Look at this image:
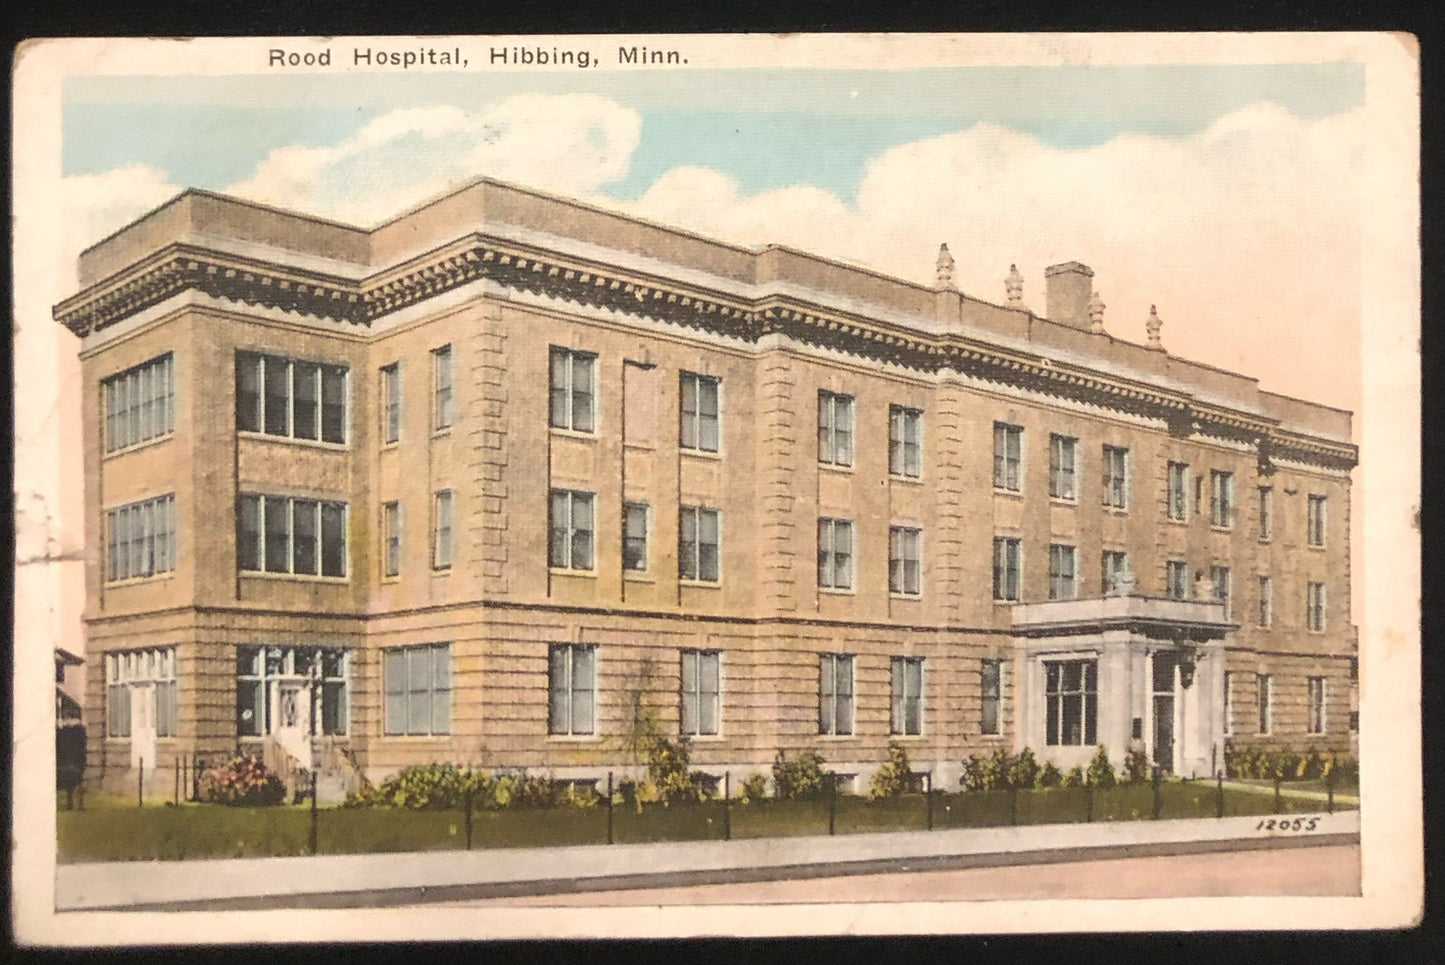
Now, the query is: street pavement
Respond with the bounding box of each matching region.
[55,810,1359,912]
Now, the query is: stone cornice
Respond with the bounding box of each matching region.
[54,237,1358,470]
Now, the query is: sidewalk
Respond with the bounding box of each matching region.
[55,811,1359,912]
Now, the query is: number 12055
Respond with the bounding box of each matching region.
[1256,816,1321,832]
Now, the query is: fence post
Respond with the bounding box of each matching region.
[1151,767,1163,820]
[174,759,180,805]
[723,772,731,842]
[828,772,836,836]
[1216,771,1225,819]
[1009,784,1019,826]
[465,786,474,850]
[308,769,319,856]
[1085,774,1094,823]
[137,758,144,808]
[606,771,614,845]
[1273,774,1282,815]
[1326,766,1335,815]
[926,771,934,831]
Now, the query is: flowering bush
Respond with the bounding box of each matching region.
[198,755,287,806]
[345,764,598,810]
[771,749,827,799]
[739,772,770,803]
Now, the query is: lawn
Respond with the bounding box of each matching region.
[56,778,1354,863]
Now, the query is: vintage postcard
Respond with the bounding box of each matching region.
[11,33,1421,943]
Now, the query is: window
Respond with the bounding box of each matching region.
[237,645,349,737]
[1210,470,1235,528]
[993,423,1023,491]
[1101,550,1129,595]
[548,489,595,571]
[1102,445,1129,509]
[380,362,401,444]
[237,494,348,577]
[1307,582,1327,631]
[1308,495,1327,547]
[1222,671,1233,736]
[1256,673,1272,734]
[1048,544,1077,600]
[679,372,720,452]
[548,643,596,736]
[890,656,924,736]
[383,644,450,736]
[1257,575,1272,627]
[1258,486,1273,540]
[679,505,721,582]
[104,353,175,453]
[1045,659,1098,746]
[1308,676,1327,734]
[432,490,454,570]
[981,658,1003,735]
[993,537,1022,601]
[818,653,854,736]
[889,406,922,478]
[106,493,177,582]
[1167,461,1189,520]
[889,526,922,596]
[382,501,402,578]
[105,647,178,738]
[1049,434,1078,500]
[1211,565,1232,618]
[432,345,454,430]
[623,502,649,572]
[1166,560,1189,600]
[817,518,854,591]
[680,649,720,736]
[549,347,596,433]
[236,352,347,444]
[817,391,855,467]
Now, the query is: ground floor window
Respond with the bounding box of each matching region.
[549,643,596,736]
[1256,673,1272,734]
[382,644,450,736]
[890,656,925,736]
[105,647,178,738]
[1045,659,1097,746]
[819,653,855,736]
[981,658,1003,735]
[680,649,720,736]
[1308,676,1326,734]
[238,645,350,737]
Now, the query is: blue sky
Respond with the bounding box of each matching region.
[63,63,1363,203]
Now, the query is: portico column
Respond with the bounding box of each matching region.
[1099,629,1133,757]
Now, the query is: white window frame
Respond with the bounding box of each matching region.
[1210,470,1235,528]
[1258,486,1273,541]
[817,517,854,591]
[432,489,454,570]
[1222,670,1233,736]
[237,493,349,578]
[1257,672,1273,734]
[889,405,923,478]
[818,653,855,736]
[383,643,450,736]
[623,501,650,573]
[432,344,455,431]
[1045,658,1098,746]
[981,657,1003,736]
[548,643,597,736]
[1257,574,1273,627]
[1211,564,1232,619]
[106,493,178,582]
[549,489,596,572]
[993,423,1023,492]
[679,505,721,583]
[680,648,721,737]
[1101,550,1129,595]
[679,371,721,453]
[104,353,175,453]
[1048,543,1078,600]
[380,362,402,444]
[1307,676,1327,735]
[1166,559,1189,600]
[890,655,925,736]
[382,501,402,579]
[1307,581,1327,632]
[993,536,1022,602]
[105,647,179,738]
[889,525,923,596]
[237,351,348,445]
[1307,494,1328,547]
[1167,461,1189,520]
[1102,445,1129,509]
[817,390,855,467]
[549,346,597,434]
[1049,434,1078,501]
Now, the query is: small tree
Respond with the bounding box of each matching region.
[772,749,826,799]
[1007,747,1041,790]
[615,656,665,812]
[1086,745,1117,789]
[868,743,912,799]
[1122,748,1151,785]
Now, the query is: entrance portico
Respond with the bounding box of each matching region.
[1011,589,1235,777]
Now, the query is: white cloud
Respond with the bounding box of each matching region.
[59,163,180,285]
[225,93,643,225]
[621,101,1364,412]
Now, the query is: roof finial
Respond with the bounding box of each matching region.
[1005,264,1024,304]
[1146,304,1164,351]
[1088,290,1106,335]
[935,244,957,291]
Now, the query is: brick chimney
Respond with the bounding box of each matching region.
[1044,261,1094,330]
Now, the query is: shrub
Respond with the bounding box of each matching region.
[1060,765,1086,788]
[868,743,913,799]
[647,736,710,806]
[771,749,827,800]
[960,747,1012,792]
[1086,746,1117,789]
[1122,748,1151,785]
[1007,747,1041,790]
[1038,761,1063,789]
[199,755,287,806]
[740,772,770,803]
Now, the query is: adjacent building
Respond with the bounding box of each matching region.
[56,178,1358,797]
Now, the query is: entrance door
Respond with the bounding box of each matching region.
[129,681,157,774]
[272,678,313,770]
[1151,653,1177,774]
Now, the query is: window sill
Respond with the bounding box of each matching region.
[238,431,350,453]
[888,474,923,485]
[1210,525,1235,534]
[623,572,654,583]
[683,734,725,743]
[380,575,401,585]
[680,447,724,461]
[818,734,859,741]
[431,427,454,439]
[1104,506,1130,516]
[889,733,928,741]
[380,734,454,741]
[240,572,351,585]
[679,579,722,589]
[103,434,174,461]
[1307,544,1327,552]
[105,572,176,588]
[1164,517,1189,526]
[993,598,1020,606]
[546,734,602,743]
[818,462,854,474]
[549,427,598,442]
[1049,497,1078,507]
[431,567,452,577]
[993,488,1024,499]
[1258,537,1273,545]
[819,587,856,597]
[889,593,923,601]
[550,567,598,578]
